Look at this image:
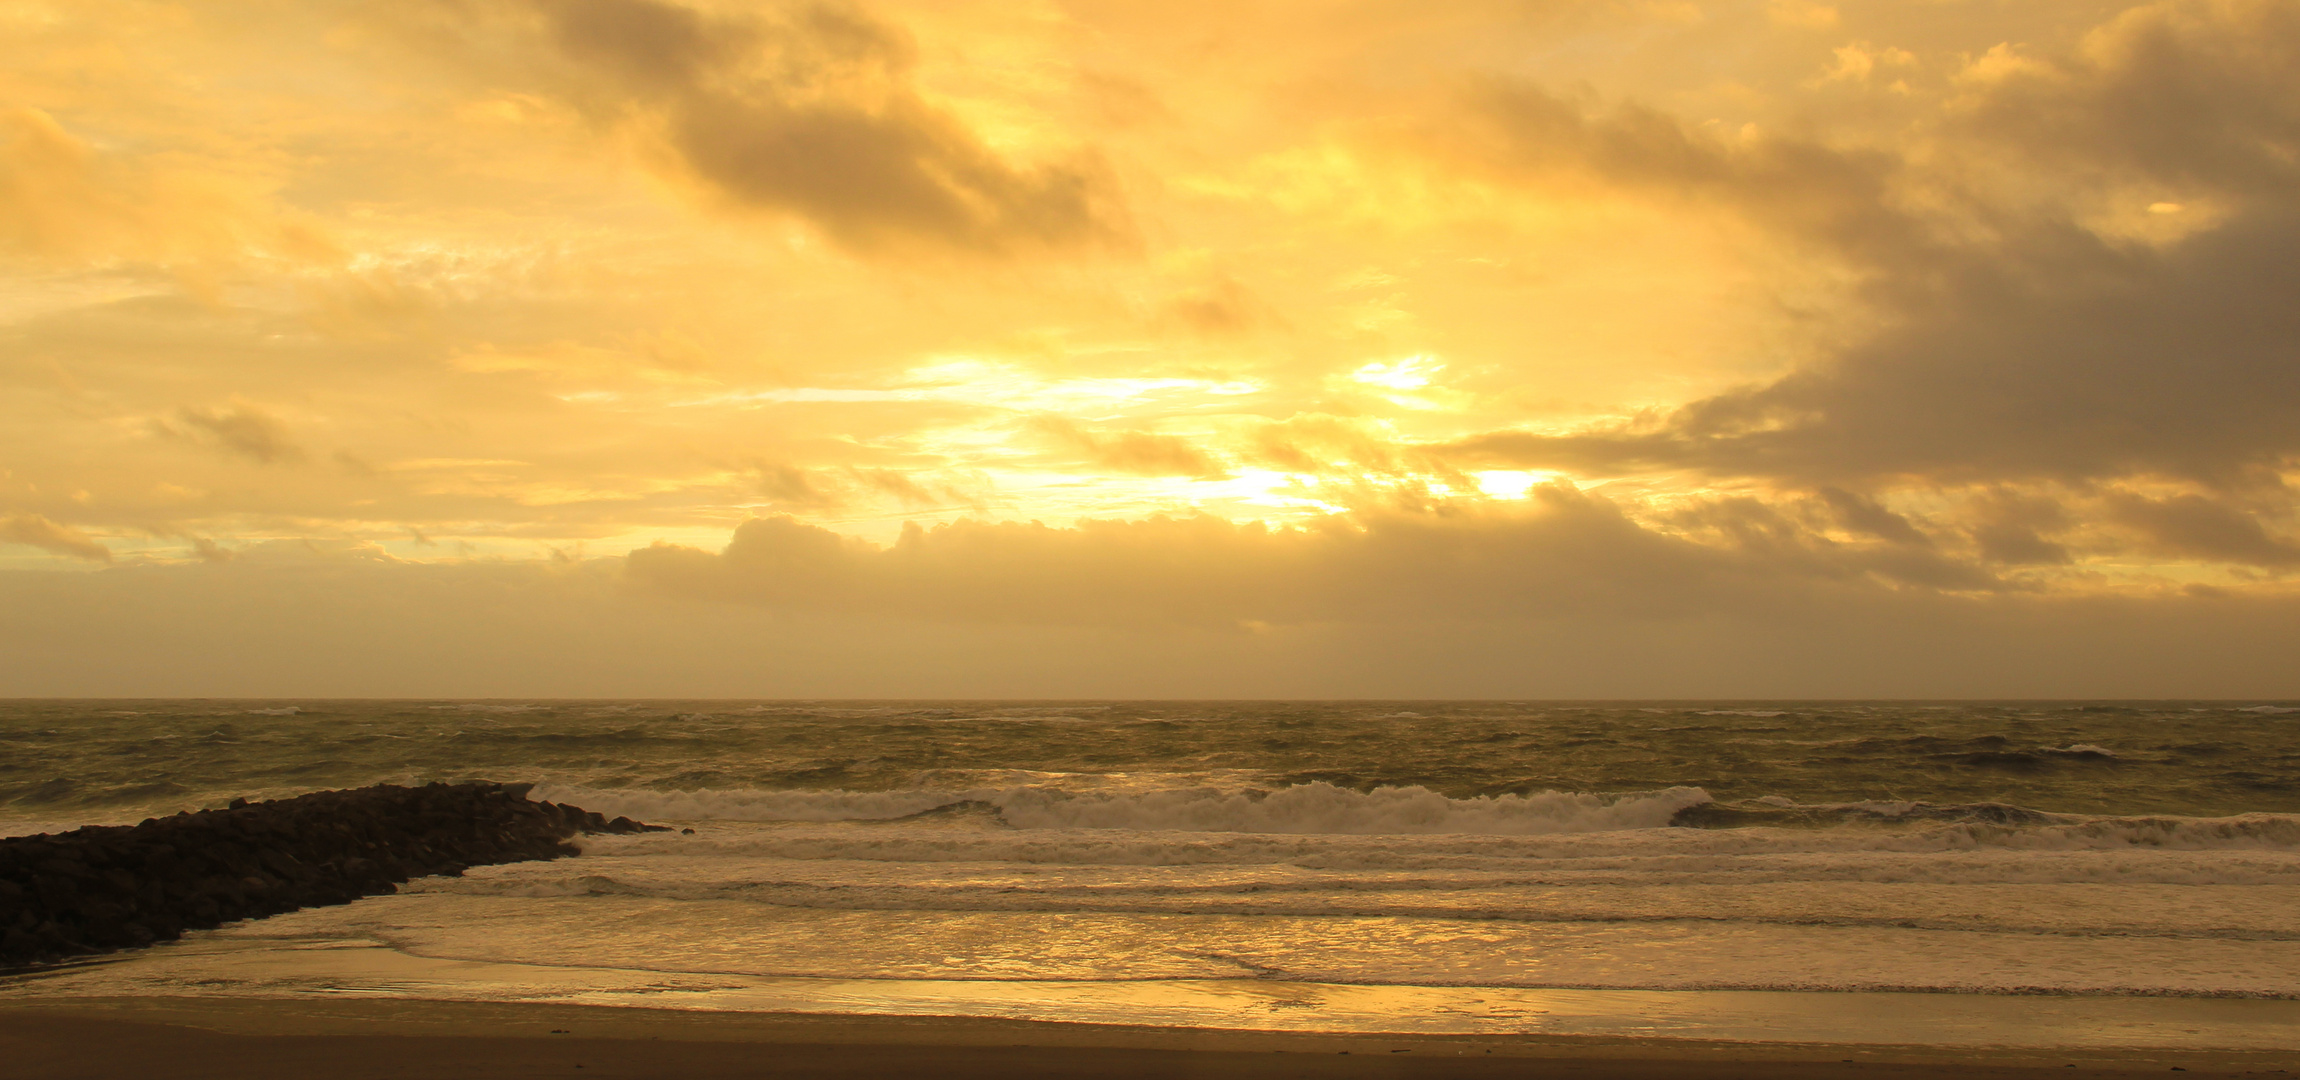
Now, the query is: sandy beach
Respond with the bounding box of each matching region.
[5,997,2295,1080]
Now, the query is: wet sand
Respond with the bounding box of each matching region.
[4,997,2296,1079]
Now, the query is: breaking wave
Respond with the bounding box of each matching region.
[529,781,1714,835]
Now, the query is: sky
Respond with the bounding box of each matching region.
[3,0,2298,697]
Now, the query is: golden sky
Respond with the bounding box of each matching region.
[3,0,2297,695]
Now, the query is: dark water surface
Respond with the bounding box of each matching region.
[4,700,2296,826]
[8,700,2300,1005]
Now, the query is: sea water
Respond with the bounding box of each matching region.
[4,700,2299,1045]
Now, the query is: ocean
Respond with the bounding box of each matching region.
[5,699,2300,1045]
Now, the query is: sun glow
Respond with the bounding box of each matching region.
[683,359,1263,415]
[3,0,2292,632]
[1350,356,1442,391]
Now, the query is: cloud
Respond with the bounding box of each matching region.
[747,461,984,512]
[424,0,1129,256]
[1816,42,1916,87]
[624,484,2031,627]
[1029,416,1227,478]
[848,467,934,505]
[1818,487,1930,546]
[1451,209,2300,489]
[2107,491,2300,569]
[1248,415,1423,477]
[1454,79,1918,271]
[0,106,143,260]
[0,106,334,267]
[0,514,111,562]
[1157,277,1270,337]
[1950,0,2300,201]
[165,403,305,464]
[1963,490,2075,566]
[1434,1,2300,498]
[1767,1,1840,29]
[753,461,841,509]
[5,546,2298,697]
[1664,496,1996,592]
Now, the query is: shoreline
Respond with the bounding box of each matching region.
[14,935,2300,1046]
[5,996,2297,1079]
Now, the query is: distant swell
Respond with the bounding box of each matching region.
[529,782,1715,836]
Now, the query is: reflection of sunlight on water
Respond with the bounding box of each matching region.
[9,935,2298,1049]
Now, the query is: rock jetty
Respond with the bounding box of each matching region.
[0,782,660,969]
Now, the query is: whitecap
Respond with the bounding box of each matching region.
[530,781,1714,836]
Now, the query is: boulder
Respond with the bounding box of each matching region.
[0,782,664,969]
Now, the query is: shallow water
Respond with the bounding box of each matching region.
[5,700,2300,1043]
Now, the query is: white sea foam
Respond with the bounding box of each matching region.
[556,818,2300,875]
[530,782,1713,836]
[364,811,2300,998]
[995,783,1708,834]
[534,779,2300,855]
[15,698,2300,1009]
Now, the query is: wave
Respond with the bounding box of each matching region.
[528,781,1713,836]
[528,781,2300,861]
[419,870,2300,937]
[595,819,2300,872]
[1677,799,2300,850]
[1677,796,2078,827]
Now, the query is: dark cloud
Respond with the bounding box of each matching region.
[625,484,2025,627]
[0,514,111,563]
[1666,496,1995,593]
[1952,0,2300,202]
[847,466,939,506]
[166,403,305,464]
[1460,79,1922,275]
[4,550,2297,696]
[1649,211,2300,486]
[753,460,840,509]
[2107,491,2300,569]
[456,0,1128,255]
[1818,487,1930,546]
[544,0,752,91]
[1964,490,2076,567]
[1439,2,2300,503]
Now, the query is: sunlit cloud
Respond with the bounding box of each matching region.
[683,358,1262,415]
[1349,356,1441,391]
[3,0,2299,694]
[1474,470,1554,499]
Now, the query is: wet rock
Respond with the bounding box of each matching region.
[0,782,659,970]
